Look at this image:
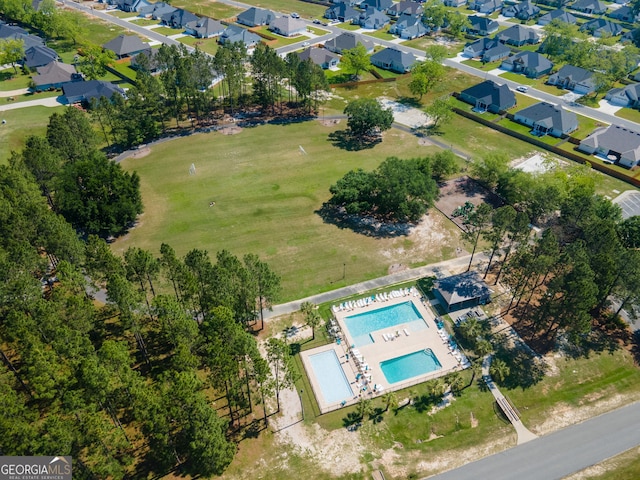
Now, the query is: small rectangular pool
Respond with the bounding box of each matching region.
[344,301,425,347]
[380,349,442,384]
[308,350,353,405]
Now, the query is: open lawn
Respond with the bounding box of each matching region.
[1,90,59,105]
[461,58,502,71]
[0,69,33,91]
[615,106,640,124]
[179,35,220,55]
[107,10,137,18]
[401,36,463,56]
[252,26,310,48]
[362,26,395,41]
[0,106,63,164]
[130,18,160,27]
[211,0,326,18]
[117,121,455,301]
[338,23,362,31]
[498,71,538,85]
[569,446,640,480]
[172,0,243,20]
[149,25,183,36]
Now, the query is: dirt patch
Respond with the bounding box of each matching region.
[130,147,151,159]
[220,126,243,135]
[418,137,433,146]
[388,263,408,274]
[319,119,340,126]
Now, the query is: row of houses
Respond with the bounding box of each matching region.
[445,0,634,19]
[459,80,640,168]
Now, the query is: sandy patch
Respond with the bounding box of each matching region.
[319,119,340,126]
[130,147,151,159]
[418,137,433,146]
[220,126,243,135]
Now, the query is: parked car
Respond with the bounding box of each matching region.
[313,18,321,24]
[516,85,528,92]
[291,12,300,18]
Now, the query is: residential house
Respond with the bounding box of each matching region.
[547,64,595,94]
[608,5,640,22]
[359,7,391,29]
[513,102,578,137]
[32,61,80,91]
[185,17,225,38]
[370,47,418,73]
[62,80,125,104]
[466,15,499,36]
[236,7,276,27]
[459,80,517,113]
[388,13,429,39]
[537,8,577,26]
[463,37,511,62]
[324,2,360,22]
[622,28,640,45]
[103,34,150,59]
[501,51,553,78]
[444,0,466,6]
[297,47,340,69]
[496,24,541,46]
[139,2,176,20]
[569,0,606,14]
[219,25,261,48]
[502,0,540,20]
[23,45,58,69]
[0,23,43,50]
[605,83,640,107]
[331,0,359,6]
[360,0,393,10]
[324,32,374,54]
[469,0,504,14]
[580,19,624,37]
[161,8,199,29]
[130,48,161,72]
[116,0,152,12]
[387,1,423,18]
[578,125,640,168]
[433,271,492,312]
[269,16,307,36]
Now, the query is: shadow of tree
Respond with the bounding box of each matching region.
[328,129,381,151]
[396,96,423,108]
[342,411,362,430]
[315,203,414,238]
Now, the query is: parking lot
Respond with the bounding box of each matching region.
[613,190,640,219]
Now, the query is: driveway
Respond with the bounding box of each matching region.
[0,96,64,111]
[613,190,640,219]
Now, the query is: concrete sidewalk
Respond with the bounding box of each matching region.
[0,96,64,111]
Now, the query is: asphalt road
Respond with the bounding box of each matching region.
[429,401,640,480]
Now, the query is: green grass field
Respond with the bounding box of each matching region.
[117,121,454,301]
[0,106,64,164]
[362,26,395,41]
[178,35,220,55]
[172,0,243,19]
[0,68,33,91]
[615,106,640,124]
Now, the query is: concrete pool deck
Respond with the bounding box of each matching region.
[301,292,465,413]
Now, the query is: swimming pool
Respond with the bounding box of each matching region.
[380,349,442,384]
[343,301,426,347]
[308,350,354,405]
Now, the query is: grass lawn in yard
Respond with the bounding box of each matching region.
[0,69,33,91]
[0,106,64,164]
[130,18,160,27]
[533,82,567,96]
[497,118,564,146]
[401,36,463,56]
[461,58,503,71]
[513,92,539,109]
[117,121,453,301]
[498,71,538,85]
[110,60,137,82]
[307,26,329,36]
[326,68,377,84]
[615,106,640,124]
[338,23,362,31]
[362,26,395,41]
[1,90,60,105]
[171,0,243,20]
[211,0,326,18]
[107,10,138,18]
[178,36,220,55]
[573,112,602,139]
[149,26,184,36]
[252,26,310,47]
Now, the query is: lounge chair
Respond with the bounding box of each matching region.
[382,333,389,342]
[403,328,410,336]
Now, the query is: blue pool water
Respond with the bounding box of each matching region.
[344,301,426,347]
[380,349,442,384]
[308,350,353,405]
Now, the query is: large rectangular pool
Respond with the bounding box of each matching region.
[344,301,426,347]
[380,349,442,384]
[308,350,354,405]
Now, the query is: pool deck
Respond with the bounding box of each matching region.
[301,291,467,413]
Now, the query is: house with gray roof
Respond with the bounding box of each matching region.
[130,48,161,72]
[569,0,606,14]
[0,23,43,50]
[496,24,541,46]
[324,2,360,22]
[161,8,199,28]
[360,0,393,10]
[219,25,261,47]
[466,15,499,36]
[237,7,276,26]
[580,19,624,37]
[444,0,466,6]
[608,5,639,22]
[103,34,150,59]
[359,7,390,29]
[501,51,553,78]
[514,102,577,137]
[387,1,423,18]
[63,80,125,104]
[324,32,374,54]
[622,28,640,45]
[370,47,417,73]
[469,0,503,14]
[459,80,516,113]
[463,37,511,62]
[537,8,577,26]
[502,1,540,20]
[115,0,152,12]
[297,47,340,69]
[547,65,595,94]
[139,2,176,19]
[433,271,492,312]
[388,13,429,39]
[578,125,640,168]
[605,83,640,108]
[24,45,58,69]
[32,61,80,91]
[269,16,307,36]
[185,17,224,38]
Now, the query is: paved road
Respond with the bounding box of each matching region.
[429,401,640,480]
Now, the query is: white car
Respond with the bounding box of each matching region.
[291,12,300,18]
[516,86,528,93]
